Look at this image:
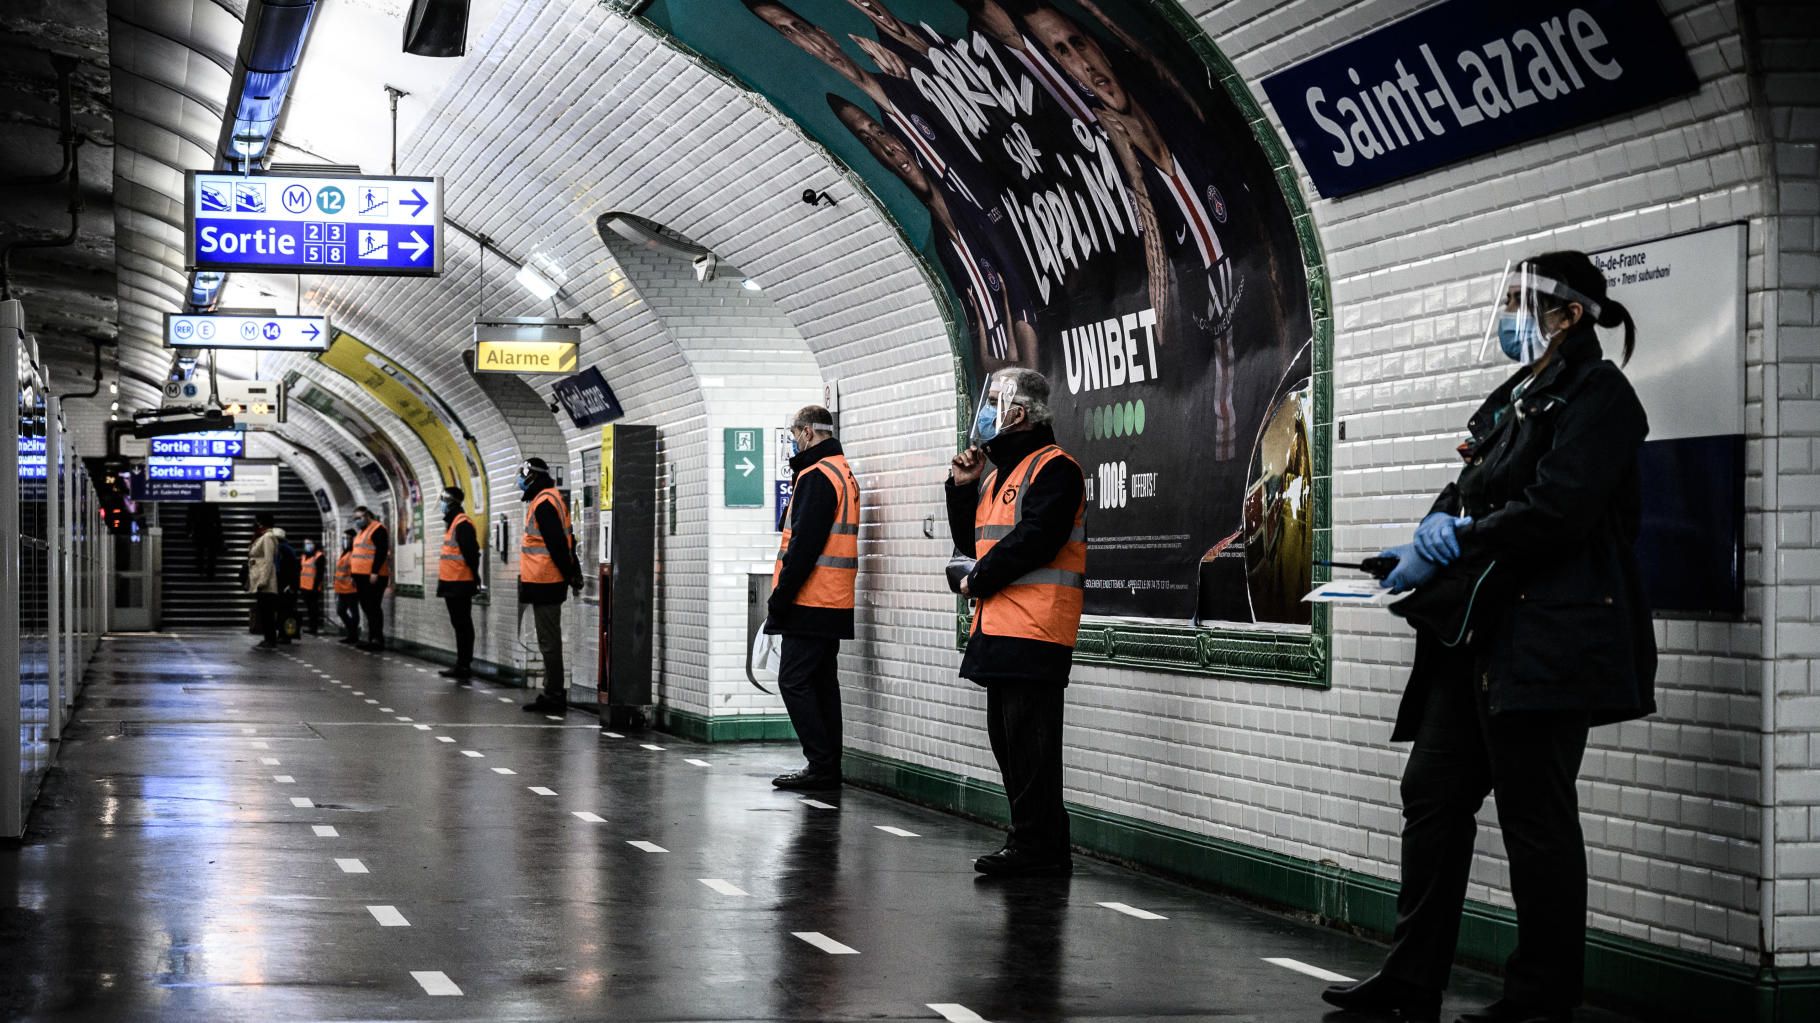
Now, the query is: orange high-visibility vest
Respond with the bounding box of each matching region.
[520,489,573,585]
[333,552,357,594]
[439,513,476,584]
[773,454,860,609]
[350,520,389,577]
[972,445,1086,647]
[299,551,325,591]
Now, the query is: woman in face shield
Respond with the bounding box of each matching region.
[1324,251,1657,1023]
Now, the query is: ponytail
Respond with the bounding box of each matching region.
[1596,297,1635,366]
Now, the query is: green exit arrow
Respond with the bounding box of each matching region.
[724,428,764,507]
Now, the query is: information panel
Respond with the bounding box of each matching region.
[164,311,329,351]
[186,172,443,276]
[145,459,235,482]
[148,432,246,458]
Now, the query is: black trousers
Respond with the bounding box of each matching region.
[354,575,385,645]
[302,589,323,634]
[985,682,1070,857]
[336,593,360,638]
[778,635,843,776]
[253,593,280,644]
[443,594,475,671]
[1383,671,1591,1008]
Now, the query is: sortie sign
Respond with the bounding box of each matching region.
[1261,0,1696,198]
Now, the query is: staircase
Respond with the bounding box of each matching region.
[159,465,326,630]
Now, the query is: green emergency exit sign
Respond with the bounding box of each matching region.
[724,428,764,508]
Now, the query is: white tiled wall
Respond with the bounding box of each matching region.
[217,0,1818,969]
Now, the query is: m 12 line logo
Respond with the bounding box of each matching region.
[1261,0,1696,198]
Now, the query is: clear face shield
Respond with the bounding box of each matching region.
[786,415,833,455]
[969,375,1020,446]
[1477,261,1602,367]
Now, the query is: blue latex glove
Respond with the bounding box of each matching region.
[1413,513,1472,566]
[1380,543,1439,594]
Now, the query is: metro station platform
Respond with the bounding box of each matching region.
[0,633,1647,1023]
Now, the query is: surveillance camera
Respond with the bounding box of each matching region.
[802,188,836,207]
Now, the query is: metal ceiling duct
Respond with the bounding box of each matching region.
[215,0,319,169]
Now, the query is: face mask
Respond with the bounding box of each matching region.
[974,403,1000,444]
[304,542,315,553]
[1497,311,1548,363]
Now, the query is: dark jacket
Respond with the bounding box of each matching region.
[519,479,578,605]
[436,509,481,598]
[275,537,300,593]
[768,437,855,639]
[1393,328,1657,740]
[945,424,1084,686]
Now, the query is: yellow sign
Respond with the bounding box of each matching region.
[318,329,488,543]
[599,425,615,511]
[475,340,579,374]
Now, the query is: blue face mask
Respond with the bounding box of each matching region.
[974,403,1000,444]
[1497,312,1544,363]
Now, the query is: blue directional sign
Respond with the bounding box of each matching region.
[164,311,330,351]
[148,432,246,459]
[186,172,443,277]
[145,458,235,482]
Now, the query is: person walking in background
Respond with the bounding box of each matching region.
[437,487,481,681]
[186,501,224,579]
[349,506,390,651]
[1322,252,1655,1023]
[272,526,299,646]
[946,368,1085,877]
[245,511,282,651]
[517,458,580,714]
[766,405,860,792]
[298,538,327,636]
[334,528,361,644]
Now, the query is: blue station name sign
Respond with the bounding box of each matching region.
[185,172,443,276]
[1260,0,1696,198]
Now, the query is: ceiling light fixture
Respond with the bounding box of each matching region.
[742,278,761,292]
[515,264,558,301]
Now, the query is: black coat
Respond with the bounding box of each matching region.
[1393,328,1657,740]
[768,438,855,640]
[945,424,1084,686]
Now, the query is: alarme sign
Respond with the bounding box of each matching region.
[1261,0,1696,197]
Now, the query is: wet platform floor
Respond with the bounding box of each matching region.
[0,633,1649,1022]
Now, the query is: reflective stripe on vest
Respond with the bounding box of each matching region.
[972,445,1086,647]
[333,552,357,594]
[772,454,861,610]
[350,520,389,577]
[520,489,573,585]
[439,513,476,584]
[299,552,322,591]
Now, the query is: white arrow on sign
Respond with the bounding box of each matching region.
[401,231,430,262]
[736,457,756,477]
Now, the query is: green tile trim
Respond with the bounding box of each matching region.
[842,746,1817,1023]
[656,706,798,744]
[386,636,525,685]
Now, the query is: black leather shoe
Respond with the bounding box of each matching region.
[439,667,471,680]
[523,696,567,714]
[339,636,359,645]
[1320,972,1441,1022]
[1454,1000,1569,1023]
[973,847,1072,877]
[771,770,842,791]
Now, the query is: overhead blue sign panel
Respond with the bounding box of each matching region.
[133,477,207,503]
[145,459,235,482]
[1260,0,1697,198]
[164,311,329,351]
[185,172,443,276]
[552,367,625,428]
[149,432,247,459]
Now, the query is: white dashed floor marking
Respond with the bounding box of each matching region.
[335,858,368,874]
[800,798,837,809]
[411,971,462,996]
[260,757,280,765]
[491,767,516,775]
[792,932,858,955]
[312,825,338,837]
[929,1005,987,1022]
[601,732,623,738]
[528,787,557,796]
[413,724,432,730]
[460,750,483,758]
[685,758,711,767]
[1098,902,1167,920]
[273,775,294,784]
[367,905,410,927]
[1263,957,1355,983]
[640,744,666,751]
[436,736,456,743]
[571,811,606,823]
[627,841,668,853]
[698,878,748,896]
[874,825,918,838]
[290,797,314,808]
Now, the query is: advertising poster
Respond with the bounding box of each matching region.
[645,0,1317,622]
